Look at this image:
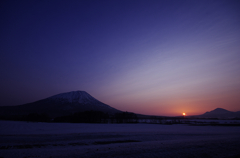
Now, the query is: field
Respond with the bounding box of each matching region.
[1,120,240,158]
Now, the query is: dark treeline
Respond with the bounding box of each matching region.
[54,111,139,123]
[0,113,51,122]
[1,112,240,126]
[54,111,109,123]
[113,112,138,123]
[0,111,139,123]
[21,113,51,122]
[0,111,184,124]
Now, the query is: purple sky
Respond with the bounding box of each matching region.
[1,0,240,116]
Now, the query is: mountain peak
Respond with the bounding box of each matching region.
[198,108,238,119]
[48,91,98,103]
[209,108,230,113]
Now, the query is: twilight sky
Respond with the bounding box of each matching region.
[1,0,240,116]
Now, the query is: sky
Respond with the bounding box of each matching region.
[1,0,240,116]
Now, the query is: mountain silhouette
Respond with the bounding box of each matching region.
[0,91,121,118]
[198,108,240,119]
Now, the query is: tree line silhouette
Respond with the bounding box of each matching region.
[54,111,138,123]
[5,111,239,125]
[0,111,140,123]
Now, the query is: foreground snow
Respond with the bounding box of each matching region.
[0,121,240,158]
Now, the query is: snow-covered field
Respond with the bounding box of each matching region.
[1,120,240,158]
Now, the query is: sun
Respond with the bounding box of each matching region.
[182,113,186,116]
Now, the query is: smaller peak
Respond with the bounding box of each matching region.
[212,108,228,112]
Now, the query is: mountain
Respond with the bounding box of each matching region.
[0,91,121,119]
[198,108,240,119]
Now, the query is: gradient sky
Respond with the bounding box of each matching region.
[1,0,240,116]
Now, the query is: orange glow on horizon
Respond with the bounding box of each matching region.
[183,112,186,116]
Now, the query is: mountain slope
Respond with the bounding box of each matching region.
[0,91,121,118]
[198,108,240,119]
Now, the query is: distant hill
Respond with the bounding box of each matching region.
[197,108,240,119]
[0,91,121,119]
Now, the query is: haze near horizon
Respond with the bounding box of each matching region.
[1,0,240,116]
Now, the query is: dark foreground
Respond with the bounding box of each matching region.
[0,121,240,158]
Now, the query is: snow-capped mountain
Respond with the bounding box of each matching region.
[49,91,104,104]
[0,91,121,118]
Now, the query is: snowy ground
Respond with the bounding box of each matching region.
[1,120,240,158]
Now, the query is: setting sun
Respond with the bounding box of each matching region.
[183,113,186,116]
